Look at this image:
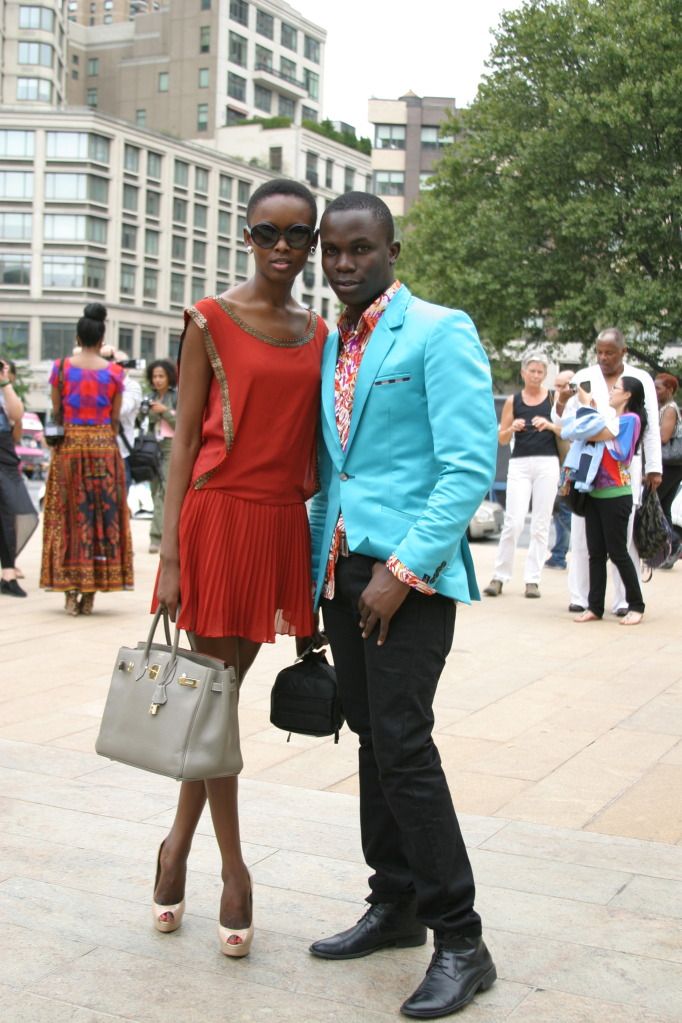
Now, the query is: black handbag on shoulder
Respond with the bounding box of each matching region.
[271,648,344,743]
[119,426,161,483]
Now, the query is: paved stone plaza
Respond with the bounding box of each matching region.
[1,518,681,1022]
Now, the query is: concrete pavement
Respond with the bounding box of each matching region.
[1,519,681,1022]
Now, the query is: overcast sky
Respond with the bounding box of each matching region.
[291,0,526,137]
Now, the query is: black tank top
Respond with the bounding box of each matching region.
[511,392,557,459]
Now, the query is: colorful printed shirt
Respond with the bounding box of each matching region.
[592,412,641,497]
[50,357,124,425]
[323,280,435,599]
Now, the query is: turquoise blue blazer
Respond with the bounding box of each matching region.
[309,284,498,607]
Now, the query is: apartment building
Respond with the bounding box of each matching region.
[0,107,337,410]
[369,92,457,216]
[0,0,69,107]
[66,0,325,139]
[65,0,161,25]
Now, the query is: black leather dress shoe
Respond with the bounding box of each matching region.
[568,603,585,613]
[309,902,426,960]
[400,937,496,1019]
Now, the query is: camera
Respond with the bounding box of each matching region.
[139,396,151,417]
[118,358,146,370]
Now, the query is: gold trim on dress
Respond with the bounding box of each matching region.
[185,303,234,489]
[214,296,318,348]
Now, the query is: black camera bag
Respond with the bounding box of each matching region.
[270,650,344,743]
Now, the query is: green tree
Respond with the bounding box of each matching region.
[399,0,682,371]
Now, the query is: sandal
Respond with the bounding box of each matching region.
[620,611,643,626]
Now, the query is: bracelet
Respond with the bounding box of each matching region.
[0,380,10,388]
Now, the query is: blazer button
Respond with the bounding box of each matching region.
[339,472,349,481]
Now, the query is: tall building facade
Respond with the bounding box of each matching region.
[65,0,161,25]
[67,0,325,139]
[369,92,457,217]
[0,0,69,107]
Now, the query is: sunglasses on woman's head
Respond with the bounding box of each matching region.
[248,222,315,250]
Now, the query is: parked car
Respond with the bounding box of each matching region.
[467,498,504,541]
[16,412,49,479]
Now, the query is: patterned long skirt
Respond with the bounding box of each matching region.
[40,425,134,593]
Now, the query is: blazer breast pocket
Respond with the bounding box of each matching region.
[373,374,412,387]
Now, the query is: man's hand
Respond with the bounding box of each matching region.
[646,472,662,491]
[295,611,328,657]
[357,562,410,646]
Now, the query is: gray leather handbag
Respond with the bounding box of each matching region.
[96,607,242,781]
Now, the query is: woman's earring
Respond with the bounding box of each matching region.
[310,246,316,254]
[246,244,253,254]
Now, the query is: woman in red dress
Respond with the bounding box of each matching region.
[153,180,326,957]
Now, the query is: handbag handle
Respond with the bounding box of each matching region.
[141,605,178,666]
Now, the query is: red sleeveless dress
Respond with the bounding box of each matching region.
[169,296,326,642]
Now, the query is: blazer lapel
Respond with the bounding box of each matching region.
[321,331,343,465]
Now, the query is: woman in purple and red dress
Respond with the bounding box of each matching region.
[40,303,133,615]
[152,179,326,958]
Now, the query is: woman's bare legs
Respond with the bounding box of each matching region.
[153,634,261,930]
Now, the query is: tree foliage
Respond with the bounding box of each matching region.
[399,0,682,370]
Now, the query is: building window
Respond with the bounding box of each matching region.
[304,35,320,62]
[122,183,138,211]
[171,235,186,260]
[118,326,134,353]
[375,171,405,196]
[278,95,295,120]
[124,144,140,173]
[158,71,169,92]
[235,251,248,275]
[217,246,230,270]
[120,264,135,295]
[226,106,246,125]
[281,21,297,51]
[43,255,105,290]
[143,268,158,300]
[227,72,246,102]
[255,44,272,70]
[16,77,52,102]
[145,229,160,256]
[303,68,319,100]
[147,152,162,179]
[170,273,184,305]
[0,171,34,200]
[219,174,232,200]
[218,210,231,236]
[325,158,333,189]
[303,264,315,288]
[0,320,29,358]
[321,298,330,320]
[174,160,189,187]
[44,214,107,244]
[344,167,355,193]
[269,147,282,172]
[194,204,208,230]
[302,105,318,123]
[45,172,108,203]
[18,42,54,67]
[256,8,273,38]
[420,126,441,149]
[191,277,205,303]
[237,180,250,204]
[146,190,161,217]
[173,198,188,223]
[0,130,35,158]
[19,5,56,30]
[45,131,109,162]
[280,57,297,82]
[0,213,32,241]
[199,25,210,53]
[86,88,97,107]
[136,109,147,127]
[169,331,182,360]
[229,31,247,66]
[201,0,211,8]
[197,103,209,131]
[198,67,209,88]
[0,254,31,286]
[42,322,76,360]
[121,222,137,251]
[193,240,206,265]
[88,58,99,76]
[195,167,209,193]
[305,152,318,187]
[229,0,248,26]
[254,85,271,113]
[419,172,435,191]
[237,213,247,234]
[140,330,156,361]
[375,124,406,150]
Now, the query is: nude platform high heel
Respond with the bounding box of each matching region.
[218,870,254,958]
[152,841,186,933]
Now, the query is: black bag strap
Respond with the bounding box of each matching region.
[118,423,134,454]
[53,358,66,424]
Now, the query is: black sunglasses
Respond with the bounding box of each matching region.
[248,221,315,250]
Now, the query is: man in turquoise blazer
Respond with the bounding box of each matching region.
[308,193,498,1020]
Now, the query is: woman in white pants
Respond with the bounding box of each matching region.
[484,353,560,598]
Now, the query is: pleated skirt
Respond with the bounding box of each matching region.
[175,488,315,643]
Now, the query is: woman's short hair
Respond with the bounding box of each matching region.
[521,351,549,370]
[655,372,678,395]
[246,178,317,225]
[77,302,107,348]
[146,358,177,390]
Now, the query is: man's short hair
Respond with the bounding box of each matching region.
[596,327,625,348]
[321,191,395,243]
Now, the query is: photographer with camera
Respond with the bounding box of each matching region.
[145,359,177,555]
[0,358,37,597]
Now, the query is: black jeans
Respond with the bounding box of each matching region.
[584,494,645,616]
[321,553,481,938]
[658,466,682,552]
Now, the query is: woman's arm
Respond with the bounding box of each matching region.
[497,396,520,447]
[156,323,212,620]
[110,391,122,433]
[660,405,677,445]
